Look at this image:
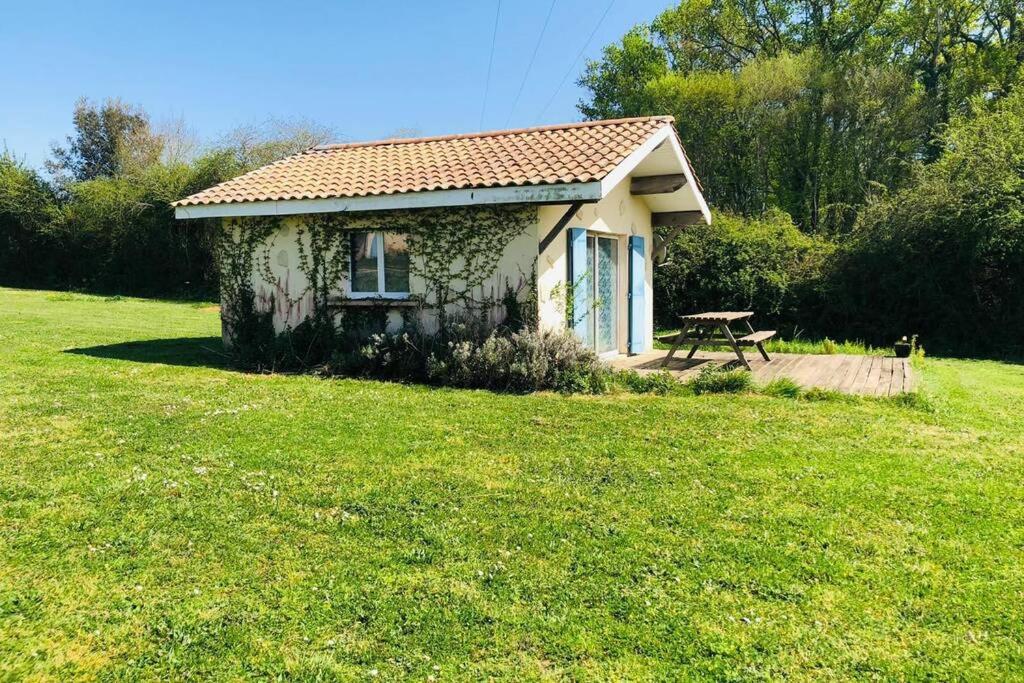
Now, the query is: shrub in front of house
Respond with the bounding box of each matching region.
[610,369,686,395]
[654,209,833,335]
[335,326,608,394]
[687,366,753,394]
[760,377,802,398]
[219,271,610,393]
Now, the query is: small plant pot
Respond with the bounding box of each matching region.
[893,342,912,358]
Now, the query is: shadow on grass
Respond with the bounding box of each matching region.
[66,336,230,369]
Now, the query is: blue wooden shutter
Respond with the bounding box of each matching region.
[628,235,646,354]
[567,228,591,346]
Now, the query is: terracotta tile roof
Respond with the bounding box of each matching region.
[173,116,676,206]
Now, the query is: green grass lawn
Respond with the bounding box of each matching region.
[2,287,1023,680]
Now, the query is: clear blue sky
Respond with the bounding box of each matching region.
[1,0,671,169]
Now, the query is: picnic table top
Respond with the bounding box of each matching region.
[680,311,754,324]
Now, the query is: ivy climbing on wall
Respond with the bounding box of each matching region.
[215,215,280,354]
[399,204,536,327]
[292,212,352,326]
[215,203,538,366]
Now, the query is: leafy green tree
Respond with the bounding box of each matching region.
[53,150,244,296]
[644,52,809,216]
[649,0,888,70]
[47,98,157,184]
[0,153,60,286]
[578,27,668,119]
[629,48,926,229]
[652,0,794,70]
[827,88,1024,351]
[5,101,337,297]
[880,1,1024,158]
[578,0,1023,233]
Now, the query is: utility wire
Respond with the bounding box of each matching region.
[535,0,615,124]
[504,0,558,128]
[480,0,503,130]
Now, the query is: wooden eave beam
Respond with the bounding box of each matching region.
[538,200,586,255]
[652,210,705,228]
[630,173,688,195]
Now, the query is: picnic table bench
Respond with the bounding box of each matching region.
[660,311,775,371]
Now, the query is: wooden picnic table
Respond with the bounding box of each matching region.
[661,311,775,371]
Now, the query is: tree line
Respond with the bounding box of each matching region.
[582,0,1024,354]
[0,98,332,298]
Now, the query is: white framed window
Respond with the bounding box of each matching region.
[349,231,410,298]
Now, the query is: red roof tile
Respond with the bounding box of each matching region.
[174,116,675,206]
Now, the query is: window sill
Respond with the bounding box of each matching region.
[327,296,425,309]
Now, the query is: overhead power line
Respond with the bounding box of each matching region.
[535,0,615,124]
[480,0,503,130]
[504,0,558,128]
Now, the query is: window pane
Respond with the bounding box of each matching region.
[582,235,595,348]
[383,232,410,293]
[351,232,379,293]
[597,237,617,353]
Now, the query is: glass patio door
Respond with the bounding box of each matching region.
[585,235,618,354]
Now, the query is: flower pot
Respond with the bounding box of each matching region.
[893,342,912,358]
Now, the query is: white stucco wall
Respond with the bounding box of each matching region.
[232,207,539,335]
[535,177,655,354]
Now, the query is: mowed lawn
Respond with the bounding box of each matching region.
[1,288,1023,680]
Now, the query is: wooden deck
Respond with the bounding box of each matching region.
[610,351,913,396]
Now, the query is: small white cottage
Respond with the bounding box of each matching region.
[174,116,710,358]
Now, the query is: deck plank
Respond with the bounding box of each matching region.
[791,355,830,388]
[837,355,867,393]
[872,357,888,396]
[756,354,801,382]
[896,358,913,394]
[807,356,843,389]
[891,358,905,395]
[849,356,874,395]
[786,355,816,388]
[864,356,884,395]
[879,358,897,396]
[832,355,860,390]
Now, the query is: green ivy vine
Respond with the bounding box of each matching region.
[215,215,280,349]
[216,204,538,360]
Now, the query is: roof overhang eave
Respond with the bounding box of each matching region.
[173,121,712,223]
[173,181,603,220]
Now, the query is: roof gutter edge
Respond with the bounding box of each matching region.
[173,181,604,220]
